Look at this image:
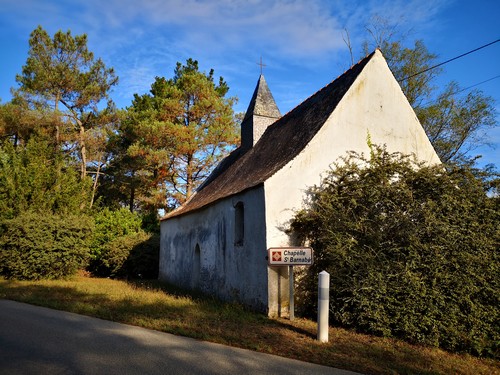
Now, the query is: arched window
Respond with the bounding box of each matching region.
[234,201,244,246]
[193,244,201,287]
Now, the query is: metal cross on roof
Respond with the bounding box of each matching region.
[257,56,266,75]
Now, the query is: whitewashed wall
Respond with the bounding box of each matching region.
[159,186,270,312]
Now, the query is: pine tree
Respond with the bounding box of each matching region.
[109,58,239,212]
[15,25,118,179]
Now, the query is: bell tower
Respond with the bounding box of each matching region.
[240,74,281,150]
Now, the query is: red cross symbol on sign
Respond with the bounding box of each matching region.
[272,251,282,262]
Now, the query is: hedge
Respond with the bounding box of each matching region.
[0,211,93,280]
[291,146,499,357]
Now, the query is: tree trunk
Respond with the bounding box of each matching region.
[89,162,102,209]
[53,96,62,195]
[129,186,135,212]
[54,95,61,145]
[185,154,193,200]
[79,122,87,179]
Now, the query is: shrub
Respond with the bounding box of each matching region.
[0,138,92,220]
[99,232,159,278]
[89,208,142,261]
[124,233,160,279]
[291,145,499,357]
[0,211,93,280]
[88,208,161,278]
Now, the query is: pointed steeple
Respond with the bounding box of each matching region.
[241,74,281,150]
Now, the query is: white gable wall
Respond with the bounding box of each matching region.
[159,185,269,312]
[263,51,440,315]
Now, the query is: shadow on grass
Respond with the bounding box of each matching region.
[0,278,497,375]
[0,279,192,327]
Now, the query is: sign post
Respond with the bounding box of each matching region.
[289,265,294,320]
[268,247,313,320]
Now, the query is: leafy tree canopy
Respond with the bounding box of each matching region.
[15,25,119,180]
[106,58,239,212]
[16,25,117,113]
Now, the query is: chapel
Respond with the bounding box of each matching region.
[159,50,440,315]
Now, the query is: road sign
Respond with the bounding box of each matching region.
[267,247,313,266]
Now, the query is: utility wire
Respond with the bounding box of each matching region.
[452,74,500,95]
[421,74,500,107]
[399,39,500,82]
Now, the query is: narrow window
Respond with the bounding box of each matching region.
[234,201,244,246]
[193,244,201,287]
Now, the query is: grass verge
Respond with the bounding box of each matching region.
[0,276,498,375]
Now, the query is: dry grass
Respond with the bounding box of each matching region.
[0,276,498,375]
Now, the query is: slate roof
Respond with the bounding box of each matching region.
[240,74,282,150]
[162,51,375,220]
[242,74,281,122]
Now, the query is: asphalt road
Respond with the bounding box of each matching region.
[0,300,359,375]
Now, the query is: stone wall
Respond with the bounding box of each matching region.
[159,186,270,312]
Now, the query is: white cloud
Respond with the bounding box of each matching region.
[0,0,485,80]
[83,0,346,58]
[2,0,453,70]
[0,0,459,112]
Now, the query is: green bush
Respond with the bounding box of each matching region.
[99,232,159,278]
[0,138,92,220]
[88,208,161,278]
[291,145,499,357]
[124,233,160,279]
[89,208,142,260]
[0,211,93,280]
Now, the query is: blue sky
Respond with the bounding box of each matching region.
[1,0,499,166]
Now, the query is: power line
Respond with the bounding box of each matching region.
[399,39,500,82]
[453,74,500,94]
[421,74,500,106]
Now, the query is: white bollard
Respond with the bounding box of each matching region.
[317,270,330,343]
